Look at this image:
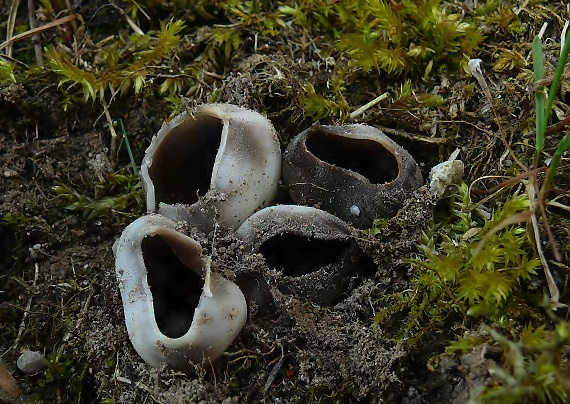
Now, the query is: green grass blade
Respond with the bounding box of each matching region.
[119,119,139,177]
[541,134,570,196]
[532,35,546,166]
[533,35,545,80]
[544,28,570,124]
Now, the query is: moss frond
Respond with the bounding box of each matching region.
[148,19,185,60]
[493,49,528,71]
[0,59,17,84]
[203,26,243,66]
[3,213,33,226]
[299,83,349,120]
[46,47,106,101]
[52,174,143,220]
[284,0,483,76]
[445,335,485,354]
[470,324,570,403]
[45,19,189,102]
[374,183,542,343]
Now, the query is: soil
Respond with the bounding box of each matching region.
[1,1,569,403]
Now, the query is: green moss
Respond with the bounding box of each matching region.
[202,25,243,67]
[300,83,349,120]
[0,59,17,84]
[374,183,542,343]
[3,213,34,226]
[52,173,143,220]
[307,382,355,403]
[281,0,484,75]
[46,19,189,101]
[445,323,570,403]
[367,218,389,237]
[28,345,92,402]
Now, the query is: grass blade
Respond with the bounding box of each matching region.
[541,134,570,196]
[532,35,546,166]
[544,27,570,125]
[119,119,139,176]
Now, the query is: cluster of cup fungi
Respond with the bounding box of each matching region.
[113,103,427,371]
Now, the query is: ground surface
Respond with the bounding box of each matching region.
[1,1,570,403]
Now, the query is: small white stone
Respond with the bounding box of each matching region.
[17,351,49,374]
[350,205,360,216]
[545,157,553,166]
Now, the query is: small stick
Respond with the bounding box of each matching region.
[100,96,118,161]
[562,19,569,50]
[468,58,528,172]
[0,13,82,52]
[375,125,451,144]
[75,283,95,330]
[532,212,560,304]
[5,0,21,58]
[28,0,44,66]
[15,262,39,347]
[349,92,389,120]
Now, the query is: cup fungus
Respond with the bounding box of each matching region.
[236,205,373,305]
[114,105,424,368]
[113,214,247,371]
[282,123,423,228]
[141,103,282,232]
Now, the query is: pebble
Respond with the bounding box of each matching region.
[17,351,49,374]
[349,205,361,216]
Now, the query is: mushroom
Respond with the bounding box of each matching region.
[113,214,247,371]
[141,103,282,232]
[236,205,373,305]
[282,123,423,228]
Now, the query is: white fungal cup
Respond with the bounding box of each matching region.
[113,214,247,370]
[141,103,282,232]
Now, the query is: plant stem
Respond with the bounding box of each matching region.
[532,36,545,167]
[540,135,570,198]
[119,119,138,177]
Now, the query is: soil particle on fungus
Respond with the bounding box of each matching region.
[350,187,437,293]
[237,205,377,306]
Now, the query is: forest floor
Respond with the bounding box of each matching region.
[1,1,569,403]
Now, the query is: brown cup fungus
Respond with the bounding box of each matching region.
[236,205,373,306]
[282,123,423,229]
